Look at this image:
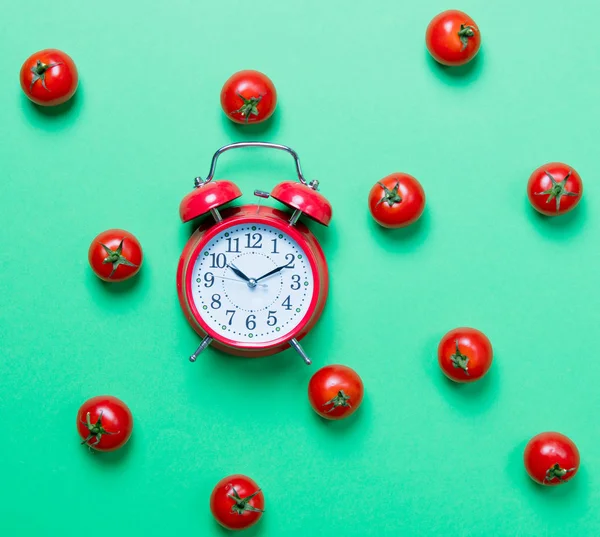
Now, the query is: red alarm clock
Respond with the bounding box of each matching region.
[177,142,332,365]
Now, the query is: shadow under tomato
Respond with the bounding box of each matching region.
[20,85,83,132]
[425,48,484,85]
[441,366,495,396]
[27,91,78,116]
[90,266,144,294]
[525,196,587,240]
[367,208,431,251]
[214,520,263,536]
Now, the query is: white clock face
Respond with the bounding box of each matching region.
[190,223,315,344]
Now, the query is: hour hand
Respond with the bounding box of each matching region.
[227,263,251,282]
[256,264,288,282]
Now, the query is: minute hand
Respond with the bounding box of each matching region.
[227,263,251,282]
[256,264,290,282]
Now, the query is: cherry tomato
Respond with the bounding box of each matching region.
[77,396,133,452]
[426,10,481,66]
[20,49,78,106]
[221,70,277,124]
[368,173,426,228]
[308,365,364,420]
[210,474,264,531]
[438,327,493,383]
[527,162,583,216]
[524,432,580,486]
[88,229,143,282]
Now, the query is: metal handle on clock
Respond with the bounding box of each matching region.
[194,142,312,187]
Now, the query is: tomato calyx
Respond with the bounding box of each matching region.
[450,340,470,375]
[29,59,63,91]
[376,182,402,207]
[80,411,120,449]
[323,390,352,413]
[100,239,138,278]
[228,487,264,515]
[458,24,476,51]
[534,170,579,213]
[233,93,263,123]
[544,463,577,484]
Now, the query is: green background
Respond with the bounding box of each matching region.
[1,0,599,535]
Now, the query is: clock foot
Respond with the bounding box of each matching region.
[290,338,312,365]
[189,336,213,362]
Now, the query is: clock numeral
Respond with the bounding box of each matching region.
[290,275,301,290]
[246,314,257,330]
[282,296,292,310]
[244,233,262,249]
[204,272,214,287]
[271,238,279,254]
[226,310,236,325]
[267,311,277,326]
[284,253,295,268]
[226,237,240,253]
[210,253,227,268]
[211,294,222,309]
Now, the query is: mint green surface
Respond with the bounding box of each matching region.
[1,1,599,535]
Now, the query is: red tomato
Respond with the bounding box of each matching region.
[368,173,426,228]
[438,327,493,383]
[20,49,78,106]
[210,474,264,531]
[426,10,481,66]
[88,229,143,282]
[308,365,364,420]
[527,162,583,216]
[524,432,580,486]
[221,70,277,124]
[77,396,133,452]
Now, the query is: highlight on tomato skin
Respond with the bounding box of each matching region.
[524,432,580,486]
[220,70,277,125]
[210,474,265,531]
[20,48,79,107]
[76,395,133,452]
[527,162,583,217]
[368,173,426,229]
[308,364,364,420]
[426,10,481,67]
[88,229,143,282]
[437,327,493,383]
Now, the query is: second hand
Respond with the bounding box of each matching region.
[216,275,268,288]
